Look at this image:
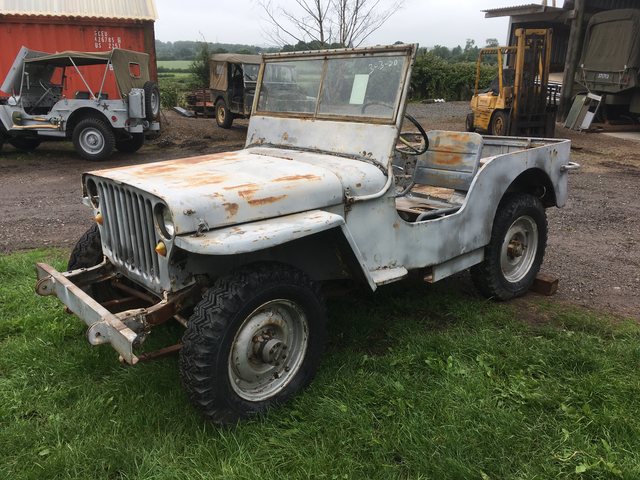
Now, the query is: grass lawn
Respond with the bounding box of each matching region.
[2,250,640,479]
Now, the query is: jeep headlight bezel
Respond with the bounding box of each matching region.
[155,203,175,239]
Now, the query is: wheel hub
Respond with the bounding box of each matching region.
[228,299,308,401]
[500,215,539,283]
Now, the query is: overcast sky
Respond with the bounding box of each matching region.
[154,0,524,48]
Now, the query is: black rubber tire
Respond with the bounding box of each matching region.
[72,117,115,161]
[179,263,327,424]
[115,133,145,153]
[465,113,475,132]
[490,110,510,136]
[68,224,103,271]
[9,137,41,152]
[215,99,233,129]
[471,193,547,301]
[143,81,161,121]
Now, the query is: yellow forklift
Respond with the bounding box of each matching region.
[467,28,557,137]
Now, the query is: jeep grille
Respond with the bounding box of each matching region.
[95,180,160,285]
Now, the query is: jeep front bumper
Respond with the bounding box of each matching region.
[35,262,142,364]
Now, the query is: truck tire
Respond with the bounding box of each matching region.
[465,113,475,132]
[72,117,115,161]
[179,263,327,424]
[68,224,103,271]
[490,110,509,136]
[215,99,233,129]
[471,193,547,301]
[9,137,41,152]
[143,81,160,121]
[115,133,145,153]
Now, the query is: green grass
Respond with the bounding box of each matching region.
[2,250,640,479]
[157,60,193,71]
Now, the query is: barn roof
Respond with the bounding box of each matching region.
[0,0,157,21]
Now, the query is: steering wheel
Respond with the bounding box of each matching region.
[32,80,55,108]
[396,114,429,155]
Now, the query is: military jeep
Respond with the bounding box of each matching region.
[36,44,577,424]
[0,47,160,160]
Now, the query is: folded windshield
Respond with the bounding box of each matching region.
[256,53,408,121]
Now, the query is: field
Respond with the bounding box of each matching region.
[157,60,193,71]
[2,249,640,479]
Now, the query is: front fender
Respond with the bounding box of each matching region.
[174,210,345,255]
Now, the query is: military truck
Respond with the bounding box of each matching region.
[0,47,160,160]
[36,44,578,424]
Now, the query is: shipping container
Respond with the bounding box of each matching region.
[0,3,157,99]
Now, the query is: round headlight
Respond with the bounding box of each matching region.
[86,178,99,208]
[155,204,175,239]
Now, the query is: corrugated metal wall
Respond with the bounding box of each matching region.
[0,0,157,20]
[0,18,157,97]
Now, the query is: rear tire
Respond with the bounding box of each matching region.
[115,133,145,153]
[72,117,115,161]
[9,137,41,151]
[143,81,161,121]
[215,99,233,129]
[490,110,509,136]
[179,263,327,424]
[471,193,547,301]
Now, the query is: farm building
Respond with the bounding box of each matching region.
[0,0,158,99]
[485,0,640,121]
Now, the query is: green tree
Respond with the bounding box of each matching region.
[190,41,211,88]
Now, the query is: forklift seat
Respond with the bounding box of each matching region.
[412,130,484,192]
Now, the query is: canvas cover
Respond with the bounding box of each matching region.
[209,53,261,91]
[25,49,150,97]
[580,9,640,72]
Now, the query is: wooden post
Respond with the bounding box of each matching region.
[559,0,586,120]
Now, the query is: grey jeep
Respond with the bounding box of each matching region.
[0,47,160,160]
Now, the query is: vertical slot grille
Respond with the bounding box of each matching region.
[96,180,159,283]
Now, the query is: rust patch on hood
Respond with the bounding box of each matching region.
[248,195,286,206]
[239,187,260,199]
[224,183,258,191]
[273,174,322,182]
[223,202,239,218]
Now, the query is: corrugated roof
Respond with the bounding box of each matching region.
[0,0,157,20]
[483,3,544,14]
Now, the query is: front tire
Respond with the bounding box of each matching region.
[215,99,233,129]
[465,113,475,132]
[471,194,547,301]
[179,263,327,424]
[9,137,41,152]
[72,117,115,161]
[115,133,145,153]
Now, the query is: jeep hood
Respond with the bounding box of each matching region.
[87,147,386,235]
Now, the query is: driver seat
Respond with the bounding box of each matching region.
[413,130,484,191]
[395,130,484,220]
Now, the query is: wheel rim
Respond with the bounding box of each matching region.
[494,116,505,135]
[229,299,309,401]
[500,215,538,283]
[79,127,105,154]
[151,91,160,116]
[217,106,225,124]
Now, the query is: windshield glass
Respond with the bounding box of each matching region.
[256,53,407,121]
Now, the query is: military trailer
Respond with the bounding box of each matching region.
[36,44,578,424]
[0,47,160,160]
[209,53,261,128]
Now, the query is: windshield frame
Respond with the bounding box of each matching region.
[253,45,415,126]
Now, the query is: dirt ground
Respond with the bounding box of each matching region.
[1,104,638,319]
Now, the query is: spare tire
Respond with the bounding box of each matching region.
[143,81,160,121]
